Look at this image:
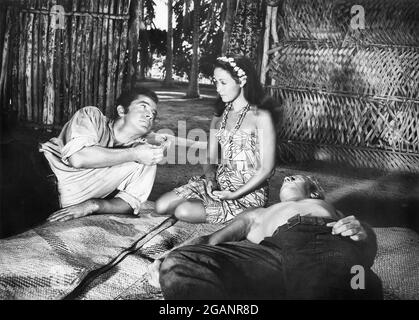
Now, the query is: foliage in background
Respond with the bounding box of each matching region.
[172,0,224,79]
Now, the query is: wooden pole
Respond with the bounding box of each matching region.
[126,0,141,89]
[99,0,109,112]
[91,0,100,107]
[0,8,11,105]
[39,1,48,122]
[260,5,272,85]
[32,3,39,123]
[164,0,174,86]
[105,0,115,117]
[25,4,34,122]
[18,11,26,121]
[117,0,130,98]
[43,0,57,126]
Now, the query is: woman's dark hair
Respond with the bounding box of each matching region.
[113,86,159,118]
[213,54,281,124]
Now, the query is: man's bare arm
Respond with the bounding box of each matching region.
[68,144,164,169]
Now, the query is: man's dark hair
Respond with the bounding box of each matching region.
[114,87,158,118]
[303,176,325,200]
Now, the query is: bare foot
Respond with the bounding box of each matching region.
[47,200,98,222]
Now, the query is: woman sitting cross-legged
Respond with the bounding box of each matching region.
[155,55,279,224]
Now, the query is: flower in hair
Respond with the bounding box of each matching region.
[217,56,247,82]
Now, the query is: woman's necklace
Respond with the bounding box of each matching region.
[220,102,251,159]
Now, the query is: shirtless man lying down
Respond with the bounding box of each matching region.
[154,175,383,299]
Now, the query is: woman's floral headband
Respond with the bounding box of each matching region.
[216,56,247,82]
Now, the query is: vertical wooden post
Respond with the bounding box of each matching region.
[18,10,26,121]
[99,0,109,112]
[126,0,141,89]
[164,0,174,86]
[105,0,115,117]
[32,3,39,123]
[0,8,11,106]
[91,0,100,107]
[43,0,57,125]
[260,5,272,85]
[117,0,130,99]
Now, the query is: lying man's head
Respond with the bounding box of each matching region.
[114,87,159,136]
[279,175,325,202]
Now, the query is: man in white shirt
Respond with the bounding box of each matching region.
[40,87,167,222]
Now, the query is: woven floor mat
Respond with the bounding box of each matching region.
[372,227,419,300]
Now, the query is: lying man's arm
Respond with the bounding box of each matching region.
[147,208,264,287]
[327,215,378,267]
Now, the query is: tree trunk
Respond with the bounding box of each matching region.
[221,0,236,55]
[186,0,200,98]
[127,0,143,88]
[138,0,148,81]
[163,0,174,86]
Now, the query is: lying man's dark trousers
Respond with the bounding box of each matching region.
[159,217,383,300]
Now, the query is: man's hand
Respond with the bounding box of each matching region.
[132,144,165,165]
[47,200,98,222]
[212,190,237,201]
[147,259,163,288]
[327,215,367,241]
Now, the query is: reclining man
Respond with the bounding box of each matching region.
[155,175,383,299]
[40,87,167,222]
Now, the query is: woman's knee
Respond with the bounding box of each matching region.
[174,201,206,223]
[155,192,180,215]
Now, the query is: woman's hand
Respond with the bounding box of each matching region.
[212,190,237,201]
[205,176,219,200]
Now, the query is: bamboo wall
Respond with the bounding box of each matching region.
[0,0,131,128]
[260,0,419,172]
